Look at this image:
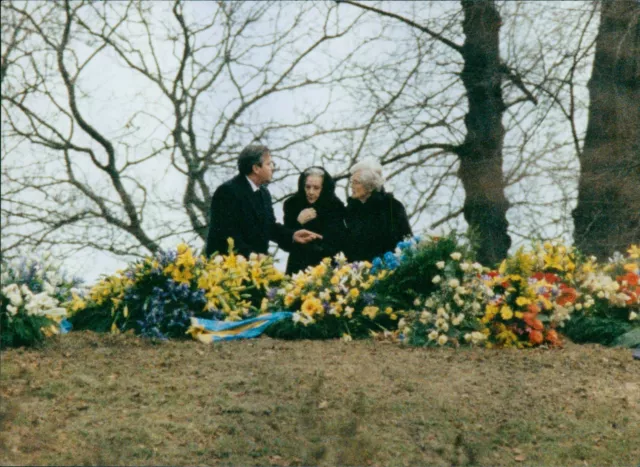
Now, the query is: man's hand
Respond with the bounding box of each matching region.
[293,229,322,244]
[297,208,317,225]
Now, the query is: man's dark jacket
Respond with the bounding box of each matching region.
[205,174,293,257]
[344,190,412,262]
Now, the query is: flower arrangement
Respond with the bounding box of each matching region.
[562,245,640,346]
[71,241,285,339]
[1,254,82,348]
[398,252,488,347]
[265,253,399,340]
[476,245,578,348]
[370,233,475,310]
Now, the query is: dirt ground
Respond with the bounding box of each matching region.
[1,332,639,466]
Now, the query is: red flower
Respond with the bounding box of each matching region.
[532,272,560,284]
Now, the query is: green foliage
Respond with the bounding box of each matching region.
[563,314,633,346]
[0,305,53,349]
[371,232,474,310]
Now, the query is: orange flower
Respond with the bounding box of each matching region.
[523,312,544,330]
[617,272,639,287]
[527,303,541,314]
[545,329,561,346]
[556,285,578,306]
[529,330,544,345]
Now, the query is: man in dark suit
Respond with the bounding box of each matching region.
[205,144,322,258]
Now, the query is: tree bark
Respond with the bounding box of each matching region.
[457,0,511,266]
[573,0,640,260]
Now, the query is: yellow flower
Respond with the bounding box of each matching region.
[362,306,379,320]
[500,305,513,320]
[515,296,531,307]
[330,275,340,285]
[68,293,86,312]
[627,245,640,259]
[349,288,360,299]
[301,297,323,317]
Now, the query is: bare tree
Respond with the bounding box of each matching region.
[1,0,371,262]
[338,0,542,265]
[573,0,640,259]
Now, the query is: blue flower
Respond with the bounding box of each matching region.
[383,252,399,270]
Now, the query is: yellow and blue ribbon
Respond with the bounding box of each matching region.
[187,312,292,343]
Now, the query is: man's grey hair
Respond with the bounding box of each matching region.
[350,157,385,192]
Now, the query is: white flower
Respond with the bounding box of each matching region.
[450,252,462,261]
[436,319,449,332]
[420,310,432,321]
[413,297,422,307]
[456,286,468,295]
[437,335,448,346]
[472,262,483,272]
[472,302,481,312]
[597,291,605,299]
[6,305,18,315]
[398,318,407,330]
[213,255,223,264]
[341,333,353,342]
[575,303,583,311]
[432,275,442,284]
[467,331,486,345]
[333,252,347,264]
[448,279,460,288]
[630,312,638,321]
[344,306,354,318]
[428,330,439,341]
[452,314,464,326]
[43,281,55,295]
[436,261,445,270]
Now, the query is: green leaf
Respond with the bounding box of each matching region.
[611,327,640,348]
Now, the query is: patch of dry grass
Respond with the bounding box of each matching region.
[1,332,639,466]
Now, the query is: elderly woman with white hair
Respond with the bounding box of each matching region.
[344,157,412,262]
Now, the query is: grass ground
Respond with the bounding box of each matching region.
[1,332,639,466]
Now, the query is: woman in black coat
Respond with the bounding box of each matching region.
[344,158,412,262]
[283,167,346,274]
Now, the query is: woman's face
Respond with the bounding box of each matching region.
[350,172,371,201]
[304,175,323,204]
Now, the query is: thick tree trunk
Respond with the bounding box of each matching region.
[457,0,511,267]
[573,0,640,260]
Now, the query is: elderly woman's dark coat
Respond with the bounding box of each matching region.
[344,189,412,262]
[283,168,346,275]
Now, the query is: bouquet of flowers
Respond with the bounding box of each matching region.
[1,254,81,348]
[398,252,488,347]
[563,245,639,346]
[71,241,285,339]
[266,253,399,340]
[478,245,577,348]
